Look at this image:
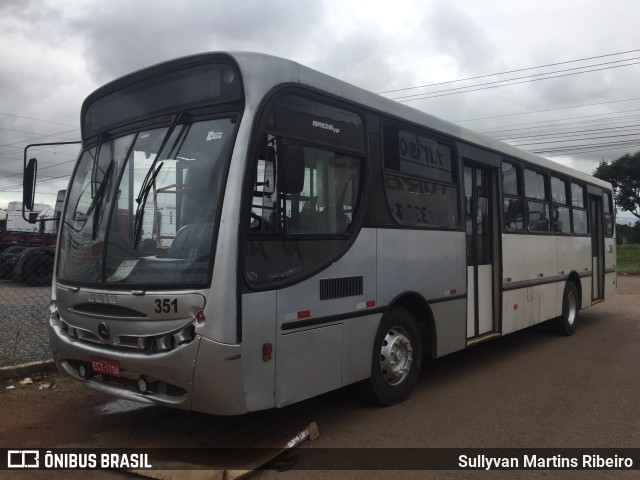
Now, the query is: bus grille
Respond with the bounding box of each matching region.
[320,275,363,300]
[59,320,195,353]
[71,304,147,318]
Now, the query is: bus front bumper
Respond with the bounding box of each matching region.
[49,314,248,415]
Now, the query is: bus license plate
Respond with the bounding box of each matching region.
[90,356,121,377]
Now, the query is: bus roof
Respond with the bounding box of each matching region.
[228,52,612,191]
[85,51,612,191]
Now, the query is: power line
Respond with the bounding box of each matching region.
[0,126,80,138]
[532,139,640,156]
[393,60,640,102]
[377,48,640,95]
[0,112,78,128]
[511,131,640,148]
[496,124,640,142]
[0,158,78,180]
[0,148,80,162]
[0,127,80,149]
[454,97,640,123]
[476,109,640,135]
[392,56,640,101]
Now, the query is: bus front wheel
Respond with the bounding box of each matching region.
[361,306,422,406]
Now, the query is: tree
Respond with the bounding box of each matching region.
[593,151,640,220]
[616,221,640,243]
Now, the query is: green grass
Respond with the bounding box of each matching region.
[617,244,640,275]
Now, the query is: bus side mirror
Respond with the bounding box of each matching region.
[279,144,305,194]
[24,157,38,212]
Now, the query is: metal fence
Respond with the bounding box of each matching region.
[0,228,55,367]
[0,281,50,367]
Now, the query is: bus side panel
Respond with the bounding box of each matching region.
[191,337,246,415]
[275,325,342,408]
[503,234,558,289]
[502,288,539,335]
[557,236,591,308]
[431,299,466,356]
[274,229,377,407]
[605,273,616,298]
[241,291,277,412]
[502,234,557,333]
[540,283,558,322]
[604,236,616,299]
[377,229,466,357]
[341,313,381,385]
[581,276,593,309]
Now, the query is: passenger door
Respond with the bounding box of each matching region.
[464,162,499,339]
[589,195,605,301]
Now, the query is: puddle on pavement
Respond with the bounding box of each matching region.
[97,399,149,415]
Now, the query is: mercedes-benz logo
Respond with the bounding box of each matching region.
[98,322,110,340]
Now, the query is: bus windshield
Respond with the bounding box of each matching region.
[58,117,235,287]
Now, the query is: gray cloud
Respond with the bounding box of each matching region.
[427,3,499,75]
[68,0,327,84]
[2,0,640,209]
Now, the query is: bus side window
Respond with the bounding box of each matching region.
[501,161,524,232]
[571,183,588,235]
[524,168,550,233]
[551,176,570,234]
[283,145,360,235]
[504,197,525,231]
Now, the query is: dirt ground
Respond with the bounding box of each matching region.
[1,275,639,479]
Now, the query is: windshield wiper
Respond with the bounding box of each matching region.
[133,161,163,249]
[135,112,183,206]
[91,159,115,239]
[90,132,104,199]
[133,112,182,249]
[131,112,184,249]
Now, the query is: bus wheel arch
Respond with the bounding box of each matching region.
[567,271,582,307]
[389,292,437,358]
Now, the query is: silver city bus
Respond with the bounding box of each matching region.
[23,52,616,415]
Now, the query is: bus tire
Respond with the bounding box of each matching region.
[360,306,422,406]
[556,281,579,336]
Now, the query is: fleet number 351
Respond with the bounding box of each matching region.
[155,298,178,313]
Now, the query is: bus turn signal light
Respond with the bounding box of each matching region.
[263,343,273,362]
[196,311,205,323]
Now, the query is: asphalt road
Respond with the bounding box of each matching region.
[0,276,638,479]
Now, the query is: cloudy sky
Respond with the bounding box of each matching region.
[1,0,640,223]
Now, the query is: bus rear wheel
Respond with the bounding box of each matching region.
[556,281,579,336]
[360,306,422,406]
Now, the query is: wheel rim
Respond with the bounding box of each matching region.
[567,291,577,325]
[380,326,413,386]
